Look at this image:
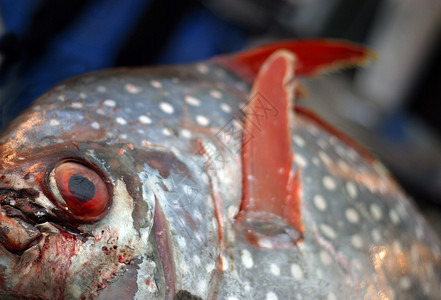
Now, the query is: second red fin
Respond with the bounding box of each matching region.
[236,50,303,248]
[216,39,375,83]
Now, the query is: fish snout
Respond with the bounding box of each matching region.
[0,209,41,252]
[0,190,42,252]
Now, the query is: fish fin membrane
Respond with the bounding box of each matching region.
[237,50,303,248]
[215,39,375,83]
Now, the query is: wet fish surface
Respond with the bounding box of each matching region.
[0,41,440,299]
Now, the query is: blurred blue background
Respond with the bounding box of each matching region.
[1,0,441,223]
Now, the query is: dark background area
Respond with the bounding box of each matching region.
[1,0,440,212]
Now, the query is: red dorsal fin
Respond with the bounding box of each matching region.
[236,50,303,248]
[216,40,375,82]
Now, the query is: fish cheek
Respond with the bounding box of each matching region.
[68,180,150,298]
[106,149,156,232]
[128,149,193,232]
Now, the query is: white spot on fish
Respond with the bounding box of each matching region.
[241,249,253,269]
[338,161,351,174]
[104,99,116,107]
[243,282,251,292]
[392,240,402,253]
[196,64,209,74]
[320,250,332,266]
[327,293,337,300]
[227,205,238,219]
[400,276,411,290]
[196,115,210,126]
[351,235,363,249]
[221,255,229,271]
[151,80,162,88]
[125,83,141,94]
[206,262,215,273]
[317,139,327,149]
[210,89,222,99]
[318,151,331,165]
[266,292,278,300]
[180,129,192,138]
[79,93,87,99]
[177,236,186,249]
[371,229,381,243]
[197,280,207,293]
[159,102,174,114]
[346,181,358,199]
[329,136,338,145]
[228,297,239,300]
[293,135,305,147]
[97,86,107,93]
[335,145,347,158]
[193,255,201,265]
[345,208,360,224]
[185,95,200,106]
[162,128,172,136]
[220,103,232,113]
[389,209,400,224]
[258,238,273,249]
[322,176,336,191]
[319,224,337,239]
[291,263,303,280]
[57,95,65,101]
[71,102,83,109]
[313,195,327,211]
[270,263,280,276]
[294,154,308,168]
[180,261,189,273]
[139,115,152,124]
[97,108,105,115]
[116,117,127,125]
[50,119,60,126]
[370,204,383,221]
[346,147,358,161]
[91,122,100,130]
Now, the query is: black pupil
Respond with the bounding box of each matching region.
[68,175,96,203]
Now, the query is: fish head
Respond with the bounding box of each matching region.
[0,102,163,299]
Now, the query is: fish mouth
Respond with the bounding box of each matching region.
[0,189,75,258]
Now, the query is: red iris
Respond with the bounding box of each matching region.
[52,162,110,220]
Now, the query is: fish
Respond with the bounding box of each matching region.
[0,40,440,300]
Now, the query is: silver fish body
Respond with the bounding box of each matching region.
[0,61,440,300]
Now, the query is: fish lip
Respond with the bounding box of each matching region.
[0,219,86,274]
[0,223,63,282]
[0,189,74,255]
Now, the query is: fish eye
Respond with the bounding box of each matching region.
[48,161,111,221]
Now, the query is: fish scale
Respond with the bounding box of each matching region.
[0,40,440,299]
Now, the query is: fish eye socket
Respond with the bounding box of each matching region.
[48,161,111,221]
